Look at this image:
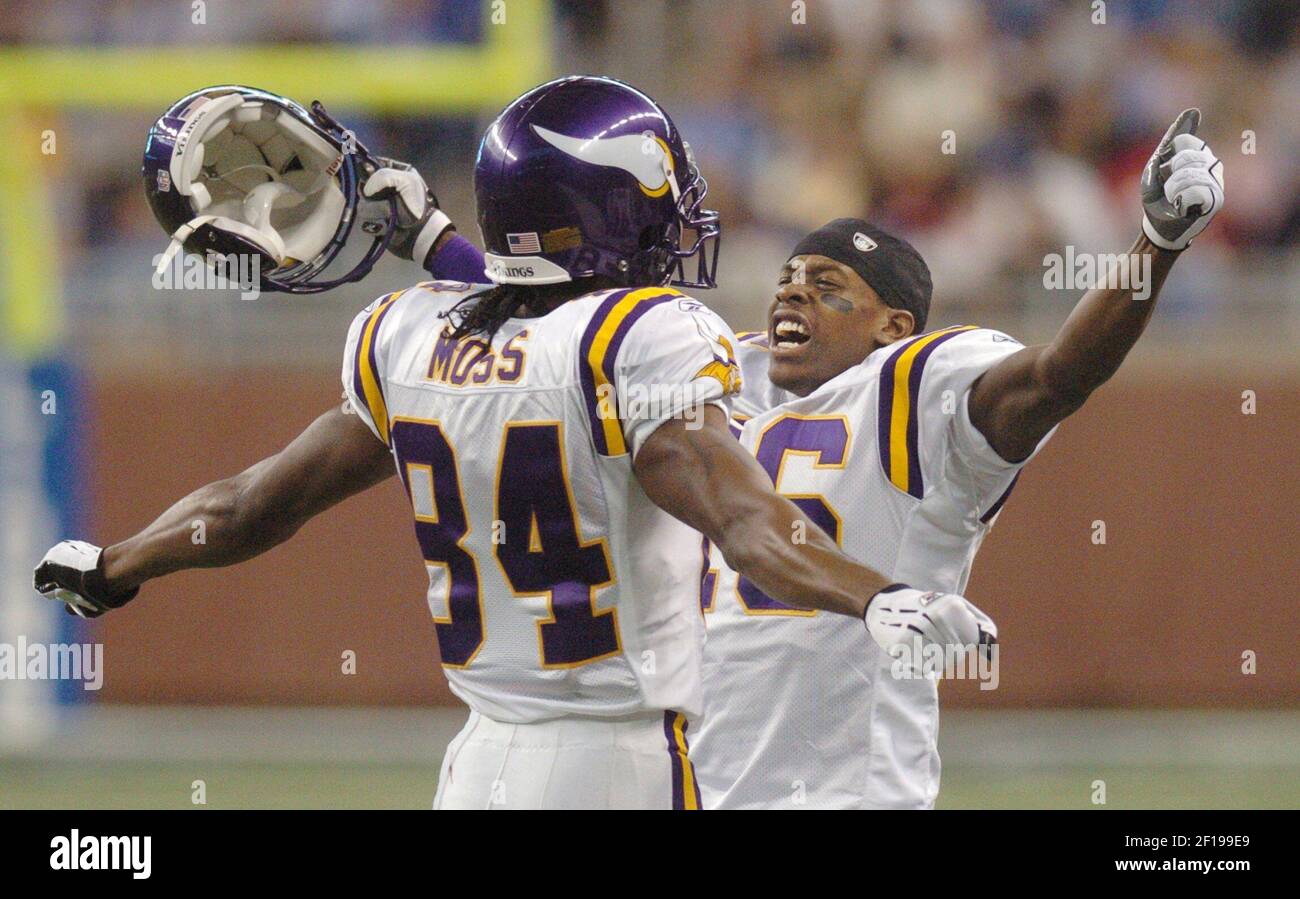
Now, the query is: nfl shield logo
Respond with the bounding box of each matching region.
[156,169,171,192]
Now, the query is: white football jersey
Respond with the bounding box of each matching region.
[695,326,1053,808]
[341,281,742,724]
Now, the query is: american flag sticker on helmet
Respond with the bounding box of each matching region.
[507,232,542,254]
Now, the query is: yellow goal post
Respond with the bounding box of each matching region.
[0,0,552,360]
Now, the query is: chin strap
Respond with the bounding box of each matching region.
[154,213,289,280]
[154,218,209,278]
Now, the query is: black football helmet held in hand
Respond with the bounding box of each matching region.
[142,85,400,294]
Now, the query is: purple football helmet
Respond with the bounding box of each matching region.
[141,85,399,294]
[474,76,720,289]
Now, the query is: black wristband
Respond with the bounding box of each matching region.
[84,552,140,610]
[864,582,911,619]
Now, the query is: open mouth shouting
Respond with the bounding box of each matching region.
[770,308,814,356]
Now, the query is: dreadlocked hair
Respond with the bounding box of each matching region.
[441,276,619,341]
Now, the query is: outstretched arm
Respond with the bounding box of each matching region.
[968,108,1224,463]
[968,235,1177,462]
[35,404,394,615]
[635,408,996,652]
[361,160,486,282]
[635,407,887,618]
[103,403,394,589]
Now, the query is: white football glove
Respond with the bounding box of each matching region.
[864,584,997,662]
[1141,108,1224,251]
[33,540,138,619]
[362,159,453,267]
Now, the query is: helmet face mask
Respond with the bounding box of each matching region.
[666,152,721,289]
[142,85,398,294]
[474,76,721,290]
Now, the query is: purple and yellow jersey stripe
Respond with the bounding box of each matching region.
[736,330,769,349]
[663,711,702,810]
[728,412,749,440]
[698,535,718,614]
[877,325,979,499]
[352,290,406,445]
[578,286,685,456]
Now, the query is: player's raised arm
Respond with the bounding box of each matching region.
[33,404,394,618]
[635,408,996,655]
[968,108,1224,463]
[361,158,487,284]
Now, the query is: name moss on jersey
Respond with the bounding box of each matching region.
[340,281,742,724]
[694,326,1054,809]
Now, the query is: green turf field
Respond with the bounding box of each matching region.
[936,765,1300,809]
[2,708,1296,809]
[2,760,1296,809]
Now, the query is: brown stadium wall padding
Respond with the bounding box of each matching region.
[86,365,1296,708]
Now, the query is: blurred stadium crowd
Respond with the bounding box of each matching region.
[6,0,1297,364]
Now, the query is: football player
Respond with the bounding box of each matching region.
[34,77,995,810]
[691,109,1224,808]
